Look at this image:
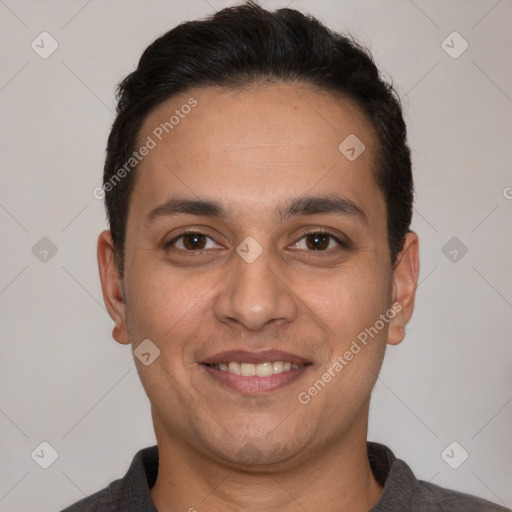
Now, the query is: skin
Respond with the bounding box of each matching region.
[98,82,419,512]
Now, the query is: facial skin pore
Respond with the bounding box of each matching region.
[98,83,419,512]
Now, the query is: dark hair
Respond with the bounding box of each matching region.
[104,0,413,272]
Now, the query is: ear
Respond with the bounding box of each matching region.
[97,230,129,345]
[387,231,420,346]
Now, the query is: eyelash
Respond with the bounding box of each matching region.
[295,229,350,251]
[165,229,349,253]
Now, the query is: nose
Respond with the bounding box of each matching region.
[212,247,298,332]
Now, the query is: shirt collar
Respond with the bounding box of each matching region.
[111,442,412,511]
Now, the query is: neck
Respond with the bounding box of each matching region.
[150,413,383,512]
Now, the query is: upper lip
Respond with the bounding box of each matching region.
[200,349,310,365]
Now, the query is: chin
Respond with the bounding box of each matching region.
[220,441,298,469]
[201,423,309,469]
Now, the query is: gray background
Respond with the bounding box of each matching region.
[0,0,511,510]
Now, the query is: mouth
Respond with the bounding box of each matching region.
[200,350,312,394]
[204,360,303,375]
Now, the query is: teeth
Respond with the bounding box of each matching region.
[240,363,256,376]
[214,361,302,376]
[272,361,283,374]
[256,362,273,377]
[228,361,240,375]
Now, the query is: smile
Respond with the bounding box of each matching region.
[200,350,312,393]
[206,361,301,377]
[201,362,312,394]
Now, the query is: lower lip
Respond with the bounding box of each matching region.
[201,364,310,394]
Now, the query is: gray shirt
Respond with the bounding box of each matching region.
[61,442,510,511]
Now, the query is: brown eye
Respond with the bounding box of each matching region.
[292,231,346,252]
[305,233,331,250]
[181,233,207,250]
[168,232,220,251]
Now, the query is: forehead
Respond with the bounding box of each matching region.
[131,83,383,222]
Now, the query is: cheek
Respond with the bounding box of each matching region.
[303,258,391,346]
[124,261,209,410]
[124,255,219,358]
[294,263,390,429]
[125,273,177,340]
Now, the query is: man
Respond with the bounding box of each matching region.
[62,2,509,511]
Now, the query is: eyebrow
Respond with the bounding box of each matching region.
[146,198,231,225]
[145,194,367,225]
[279,195,367,223]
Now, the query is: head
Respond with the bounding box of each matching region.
[98,1,419,468]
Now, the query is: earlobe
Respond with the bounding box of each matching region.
[97,230,130,345]
[387,231,420,346]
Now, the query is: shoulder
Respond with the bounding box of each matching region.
[368,443,510,512]
[410,478,510,511]
[385,459,511,511]
[58,445,158,512]
[59,480,118,511]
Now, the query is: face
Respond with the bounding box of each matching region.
[98,83,418,468]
